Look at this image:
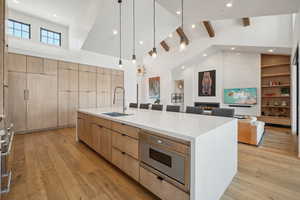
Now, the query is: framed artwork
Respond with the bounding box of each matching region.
[149,77,160,99]
[198,70,216,96]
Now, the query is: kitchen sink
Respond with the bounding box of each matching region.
[102,112,131,117]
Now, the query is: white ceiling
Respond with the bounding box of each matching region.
[82,0,179,60]
[7,0,300,59]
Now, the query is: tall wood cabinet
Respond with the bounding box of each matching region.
[97,68,112,107]
[7,54,58,132]
[7,53,125,133]
[79,64,97,109]
[58,61,78,127]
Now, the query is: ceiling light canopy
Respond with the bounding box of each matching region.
[226,2,233,7]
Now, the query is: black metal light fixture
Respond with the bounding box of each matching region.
[132,0,137,64]
[179,0,187,50]
[118,0,123,68]
[152,0,157,58]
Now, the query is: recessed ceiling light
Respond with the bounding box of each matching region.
[181,65,185,69]
[268,49,274,53]
[231,47,236,50]
[53,14,57,17]
[168,33,173,38]
[191,24,196,29]
[113,29,118,35]
[203,53,208,57]
[139,41,144,45]
[226,2,233,7]
[176,11,181,15]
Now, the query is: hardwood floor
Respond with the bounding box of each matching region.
[6,127,300,200]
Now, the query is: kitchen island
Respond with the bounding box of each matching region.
[76,107,237,200]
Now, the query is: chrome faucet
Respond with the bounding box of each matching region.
[113,86,126,113]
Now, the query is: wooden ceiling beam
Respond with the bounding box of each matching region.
[242,17,250,26]
[202,21,215,38]
[176,27,189,45]
[160,41,170,52]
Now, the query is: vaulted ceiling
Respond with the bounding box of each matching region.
[7,0,300,60]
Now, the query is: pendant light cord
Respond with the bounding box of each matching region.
[119,0,122,60]
[181,0,183,30]
[153,0,156,48]
[133,0,135,55]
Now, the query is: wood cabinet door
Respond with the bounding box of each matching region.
[88,72,97,91]
[8,72,27,132]
[27,56,43,74]
[100,128,112,161]
[6,53,26,72]
[44,59,58,75]
[58,68,69,92]
[88,91,97,108]
[58,91,69,127]
[77,118,85,142]
[68,91,78,125]
[69,69,78,92]
[27,74,57,130]
[79,71,89,91]
[79,91,89,109]
[91,123,101,153]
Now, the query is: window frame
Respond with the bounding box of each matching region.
[8,19,31,39]
[40,27,62,47]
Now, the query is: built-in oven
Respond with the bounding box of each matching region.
[140,130,190,192]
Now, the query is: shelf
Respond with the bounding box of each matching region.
[258,116,291,126]
[261,63,290,68]
[262,106,290,108]
[261,84,290,88]
[262,96,290,98]
[261,73,290,78]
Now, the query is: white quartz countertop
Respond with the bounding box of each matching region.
[78,107,237,141]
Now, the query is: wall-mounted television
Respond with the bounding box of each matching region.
[224,88,257,105]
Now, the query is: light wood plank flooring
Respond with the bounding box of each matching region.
[6,127,300,200]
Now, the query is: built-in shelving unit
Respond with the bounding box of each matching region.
[259,54,291,126]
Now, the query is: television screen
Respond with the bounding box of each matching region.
[224,88,257,105]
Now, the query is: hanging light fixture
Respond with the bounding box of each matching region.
[118,0,123,68]
[132,0,136,64]
[152,0,157,58]
[179,0,187,51]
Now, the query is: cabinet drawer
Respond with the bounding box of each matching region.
[90,116,111,129]
[112,148,139,181]
[112,131,139,159]
[77,112,90,120]
[111,121,139,139]
[139,167,189,200]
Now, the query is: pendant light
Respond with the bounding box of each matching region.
[152,0,157,58]
[132,0,136,64]
[118,0,123,68]
[179,0,187,51]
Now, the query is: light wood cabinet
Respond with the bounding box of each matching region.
[27,74,57,130]
[8,72,27,132]
[79,68,96,108]
[140,167,189,200]
[91,123,112,161]
[44,59,58,75]
[112,147,139,181]
[77,113,92,146]
[27,56,43,74]
[97,69,111,107]
[7,53,26,72]
[112,131,139,159]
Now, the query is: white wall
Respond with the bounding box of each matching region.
[171,51,261,116]
[8,9,69,49]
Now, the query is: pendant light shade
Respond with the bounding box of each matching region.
[152,0,157,59]
[132,0,137,64]
[179,0,187,51]
[118,0,123,68]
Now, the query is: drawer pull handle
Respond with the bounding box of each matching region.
[97,124,103,128]
[121,134,126,137]
[157,176,164,181]
[121,152,126,155]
